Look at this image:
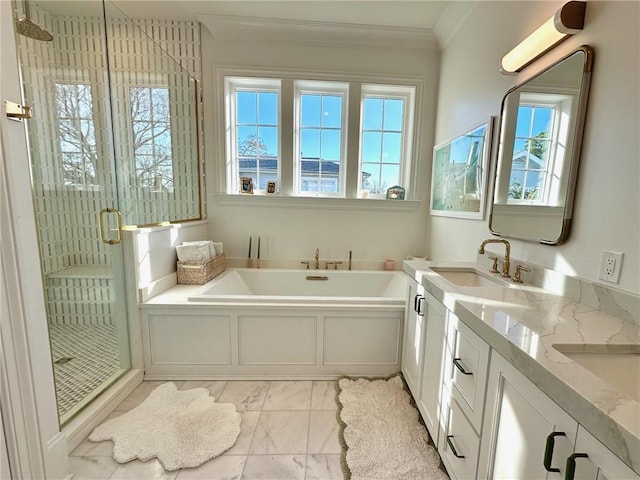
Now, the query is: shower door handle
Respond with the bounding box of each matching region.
[99,207,123,245]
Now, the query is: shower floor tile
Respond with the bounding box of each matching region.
[49,323,122,420]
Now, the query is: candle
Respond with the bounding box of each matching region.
[248,236,252,258]
[257,236,261,259]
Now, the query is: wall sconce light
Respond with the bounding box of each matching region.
[500,1,586,74]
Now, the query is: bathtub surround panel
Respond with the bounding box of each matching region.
[140,304,404,379]
[238,315,317,365]
[148,314,232,365]
[323,316,401,365]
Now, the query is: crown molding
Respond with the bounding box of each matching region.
[197,14,439,51]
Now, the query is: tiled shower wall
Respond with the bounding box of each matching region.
[17,3,202,325]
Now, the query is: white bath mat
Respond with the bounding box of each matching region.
[89,382,241,471]
[337,375,449,480]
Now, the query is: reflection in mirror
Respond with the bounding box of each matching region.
[490,46,593,244]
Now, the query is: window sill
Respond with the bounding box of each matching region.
[213,193,420,211]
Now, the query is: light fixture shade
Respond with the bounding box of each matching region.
[500,1,586,74]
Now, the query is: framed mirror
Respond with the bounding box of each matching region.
[489,46,593,244]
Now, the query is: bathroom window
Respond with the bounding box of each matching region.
[226,77,280,192]
[294,81,348,196]
[220,70,421,200]
[54,83,98,186]
[129,86,174,189]
[359,85,415,196]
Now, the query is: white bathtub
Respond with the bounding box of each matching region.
[141,267,407,379]
[188,268,407,306]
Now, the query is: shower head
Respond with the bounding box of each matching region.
[16,0,53,42]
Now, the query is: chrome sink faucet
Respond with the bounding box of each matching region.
[314,248,320,270]
[479,239,511,278]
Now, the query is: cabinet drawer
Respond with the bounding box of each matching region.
[440,394,480,480]
[444,313,490,432]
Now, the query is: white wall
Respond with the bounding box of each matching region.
[431,1,639,295]
[201,23,440,269]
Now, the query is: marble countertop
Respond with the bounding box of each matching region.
[403,260,640,474]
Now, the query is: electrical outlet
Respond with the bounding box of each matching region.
[599,251,624,283]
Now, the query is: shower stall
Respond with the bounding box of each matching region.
[13,0,203,425]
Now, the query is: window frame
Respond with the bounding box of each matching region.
[358,84,416,198]
[128,84,175,191]
[216,67,423,202]
[508,91,574,206]
[225,77,282,194]
[294,80,349,197]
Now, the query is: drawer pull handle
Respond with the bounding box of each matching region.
[413,294,425,316]
[446,435,465,459]
[565,453,588,480]
[543,431,566,473]
[453,358,473,375]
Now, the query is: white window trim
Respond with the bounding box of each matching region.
[224,77,282,194]
[294,80,349,197]
[215,66,423,202]
[358,84,416,199]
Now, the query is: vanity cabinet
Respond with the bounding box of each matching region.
[402,277,426,398]
[479,351,578,479]
[569,426,639,480]
[479,351,639,480]
[416,293,447,445]
[439,312,490,480]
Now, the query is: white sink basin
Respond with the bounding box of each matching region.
[429,267,507,288]
[553,344,640,401]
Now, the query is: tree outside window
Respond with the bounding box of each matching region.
[55,83,98,186]
[130,86,173,189]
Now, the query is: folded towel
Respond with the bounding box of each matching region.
[213,242,223,255]
[177,241,214,263]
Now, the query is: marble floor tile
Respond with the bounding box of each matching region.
[108,459,178,480]
[68,456,119,480]
[217,381,269,411]
[241,455,306,480]
[115,381,168,411]
[71,437,114,457]
[179,380,227,399]
[174,455,246,480]
[225,410,260,455]
[262,381,312,410]
[305,454,344,480]
[311,381,338,410]
[307,411,342,454]
[249,411,310,454]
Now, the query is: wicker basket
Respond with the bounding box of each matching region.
[177,254,226,285]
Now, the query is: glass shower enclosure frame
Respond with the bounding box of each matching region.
[13,0,202,426]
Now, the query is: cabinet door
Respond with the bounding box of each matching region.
[479,351,578,480]
[443,313,490,432]
[439,394,481,480]
[568,426,639,480]
[417,292,447,444]
[401,277,426,397]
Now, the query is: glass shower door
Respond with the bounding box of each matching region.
[14,0,131,425]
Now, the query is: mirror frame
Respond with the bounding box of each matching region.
[489,45,594,245]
